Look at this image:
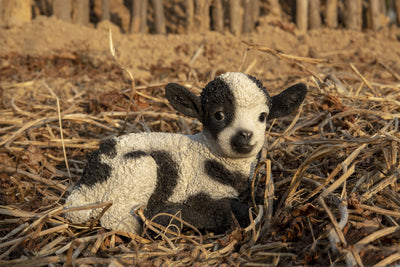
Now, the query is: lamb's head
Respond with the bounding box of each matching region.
[165,72,307,158]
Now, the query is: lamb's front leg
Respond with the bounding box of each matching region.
[144,193,250,234]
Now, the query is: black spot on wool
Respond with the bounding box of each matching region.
[246,74,271,102]
[77,139,117,187]
[146,193,251,234]
[200,77,236,140]
[145,150,180,210]
[204,160,249,195]
[245,74,272,107]
[123,150,148,159]
[140,151,251,234]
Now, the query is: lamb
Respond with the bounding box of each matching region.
[64,72,307,234]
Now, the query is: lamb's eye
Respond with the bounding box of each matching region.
[259,112,267,122]
[214,111,225,121]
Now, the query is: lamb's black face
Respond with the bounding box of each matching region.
[200,73,271,158]
[201,78,235,141]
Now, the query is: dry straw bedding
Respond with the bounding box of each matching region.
[1,42,400,266]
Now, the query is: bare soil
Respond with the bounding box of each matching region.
[1,15,400,85]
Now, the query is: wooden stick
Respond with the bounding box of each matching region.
[325,0,338,28]
[296,0,308,32]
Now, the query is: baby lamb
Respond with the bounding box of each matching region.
[64,72,307,234]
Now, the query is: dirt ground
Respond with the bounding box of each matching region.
[1,15,400,266]
[1,15,400,84]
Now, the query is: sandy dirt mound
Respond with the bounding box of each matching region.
[1,15,400,84]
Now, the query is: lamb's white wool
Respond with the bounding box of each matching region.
[219,72,270,111]
[65,132,254,232]
[64,72,307,234]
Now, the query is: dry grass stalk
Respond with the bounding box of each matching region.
[43,82,71,180]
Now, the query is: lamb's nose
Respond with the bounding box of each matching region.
[239,130,253,140]
[231,130,255,154]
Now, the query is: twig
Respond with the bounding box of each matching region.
[43,82,71,180]
[349,63,373,90]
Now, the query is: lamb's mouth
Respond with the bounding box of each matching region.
[231,143,255,154]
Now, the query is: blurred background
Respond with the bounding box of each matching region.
[1,0,400,34]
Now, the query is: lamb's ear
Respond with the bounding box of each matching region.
[165,83,202,119]
[267,83,307,120]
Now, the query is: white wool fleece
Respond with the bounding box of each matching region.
[64,132,257,233]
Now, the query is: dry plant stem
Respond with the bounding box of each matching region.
[263,159,273,231]
[320,163,356,199]
[37,236,68,257]
[244,59,258,74]
[0,224,68,260]
[246,207,258,242]
[100,111,201,126]
[13,140,100,149]
[349,63,373,90]
[244,205,263,233]
[0,206,38,218]
[134,90,169,105]
[283,144,345,207]
[373,252,400,266]
[62,201,113,217]
[122,82,170,92]
[21,214,55,237]
[350,226,400,267]
[137,209,182,250]
[190,43,204,65]
[109,28,135,88]
[304,144,366,201]
[349,250,364,267]
[378,61,400,81]
[55,235,99,256]
[356,226,400,250]
[66,239,81,267]
[150,212,204,242]
[242,40,329,64]
[11,96,39,119]
[328,201,349,249]
[245,209,264,253]
[269,103,303,151]
[0,255,66,266]
[343,95,400,108]
[250,161,264,210]
[359,204,400,218]
[109,28,141,136]
[318,196,347,246]
[88,201,113,228]
[43,82,71,180]
[318,196,356,267]
[71,242,88,264]
[0,113,115,147]
[242,41,326,82]
[0,166,66,191]
[0,222,28,241]
[361,168,400,201]
[238,47,250,72]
